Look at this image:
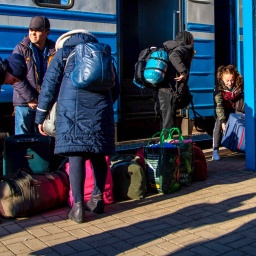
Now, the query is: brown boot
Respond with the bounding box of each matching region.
[85,194,104,214]
[68,202,85,223]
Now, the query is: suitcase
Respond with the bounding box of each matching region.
[65,156,114,206]
[3,134,53,175]
[0,169,69,218]
[221,113,245,153]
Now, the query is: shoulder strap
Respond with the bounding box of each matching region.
[62,47,75,70]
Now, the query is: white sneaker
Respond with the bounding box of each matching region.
[212,150,220,161]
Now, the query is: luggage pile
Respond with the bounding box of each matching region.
[0,134,69,218]
[0,130,208,219]
[110,127,208,201]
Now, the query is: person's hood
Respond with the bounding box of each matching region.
[163,40,180,51]
[55,29,98,50]
[175,31,193,45]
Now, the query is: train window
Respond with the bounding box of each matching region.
[33,0,74,9]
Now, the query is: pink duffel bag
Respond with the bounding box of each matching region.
[65,156,114,207]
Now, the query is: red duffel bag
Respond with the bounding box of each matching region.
[65,156,114,207]
[0,169,69,218]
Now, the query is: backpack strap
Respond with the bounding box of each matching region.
[62,47,75,70]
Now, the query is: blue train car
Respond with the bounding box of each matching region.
[0,0,118,133]
[0,0,241,141]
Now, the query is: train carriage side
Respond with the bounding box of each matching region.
[0,0,118,133]
[0,0,242,143]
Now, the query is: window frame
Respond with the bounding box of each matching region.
[32,0,74,9]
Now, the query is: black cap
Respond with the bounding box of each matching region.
[29,16,50,31]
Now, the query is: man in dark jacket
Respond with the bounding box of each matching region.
[12,16,56,134]
[157,31,194,137]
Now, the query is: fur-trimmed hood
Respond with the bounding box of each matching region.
[55,29,98,50]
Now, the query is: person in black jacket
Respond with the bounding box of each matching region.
[35,29,120,224]
[157,31,195,137]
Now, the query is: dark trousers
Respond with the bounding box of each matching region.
[68,153,108,203]
[212,118,222,150]
[157,90,176,138]
[212,110,234,150]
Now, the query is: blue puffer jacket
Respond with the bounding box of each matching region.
[35,31,120,155]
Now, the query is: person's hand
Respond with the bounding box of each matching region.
[28,98,38,109]
[38,124,48,136]
[222,123,226,131]
[174,73,186,82]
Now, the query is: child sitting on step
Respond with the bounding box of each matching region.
[212,64,244,160]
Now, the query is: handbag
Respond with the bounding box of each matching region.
[43,102,57,137]
[144,129,181,194]
[167,127,194,186]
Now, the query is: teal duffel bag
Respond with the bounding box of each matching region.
[143,48,169,85]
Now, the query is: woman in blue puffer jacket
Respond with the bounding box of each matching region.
[35,30,120,223]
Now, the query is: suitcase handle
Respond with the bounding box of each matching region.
[17,138,39,143]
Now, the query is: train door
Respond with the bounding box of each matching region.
[214,0,243,73]
[119,0,180,141]
[119,0,216,140]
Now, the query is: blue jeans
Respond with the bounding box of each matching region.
[15,106,38,135]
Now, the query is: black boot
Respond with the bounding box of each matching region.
[85,194,104,214]
[68,202,85,223]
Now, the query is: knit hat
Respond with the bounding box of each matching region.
[29,16,50,31]
[5,53,27,80]
[175,31,194,45]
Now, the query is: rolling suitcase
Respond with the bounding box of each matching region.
[3,134,53,175]
[221,113,245,153]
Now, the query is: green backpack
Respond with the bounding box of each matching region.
[110,154,147,200]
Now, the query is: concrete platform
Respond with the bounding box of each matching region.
[1,148,256,256]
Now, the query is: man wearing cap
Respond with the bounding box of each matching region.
[12,16,56,134]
